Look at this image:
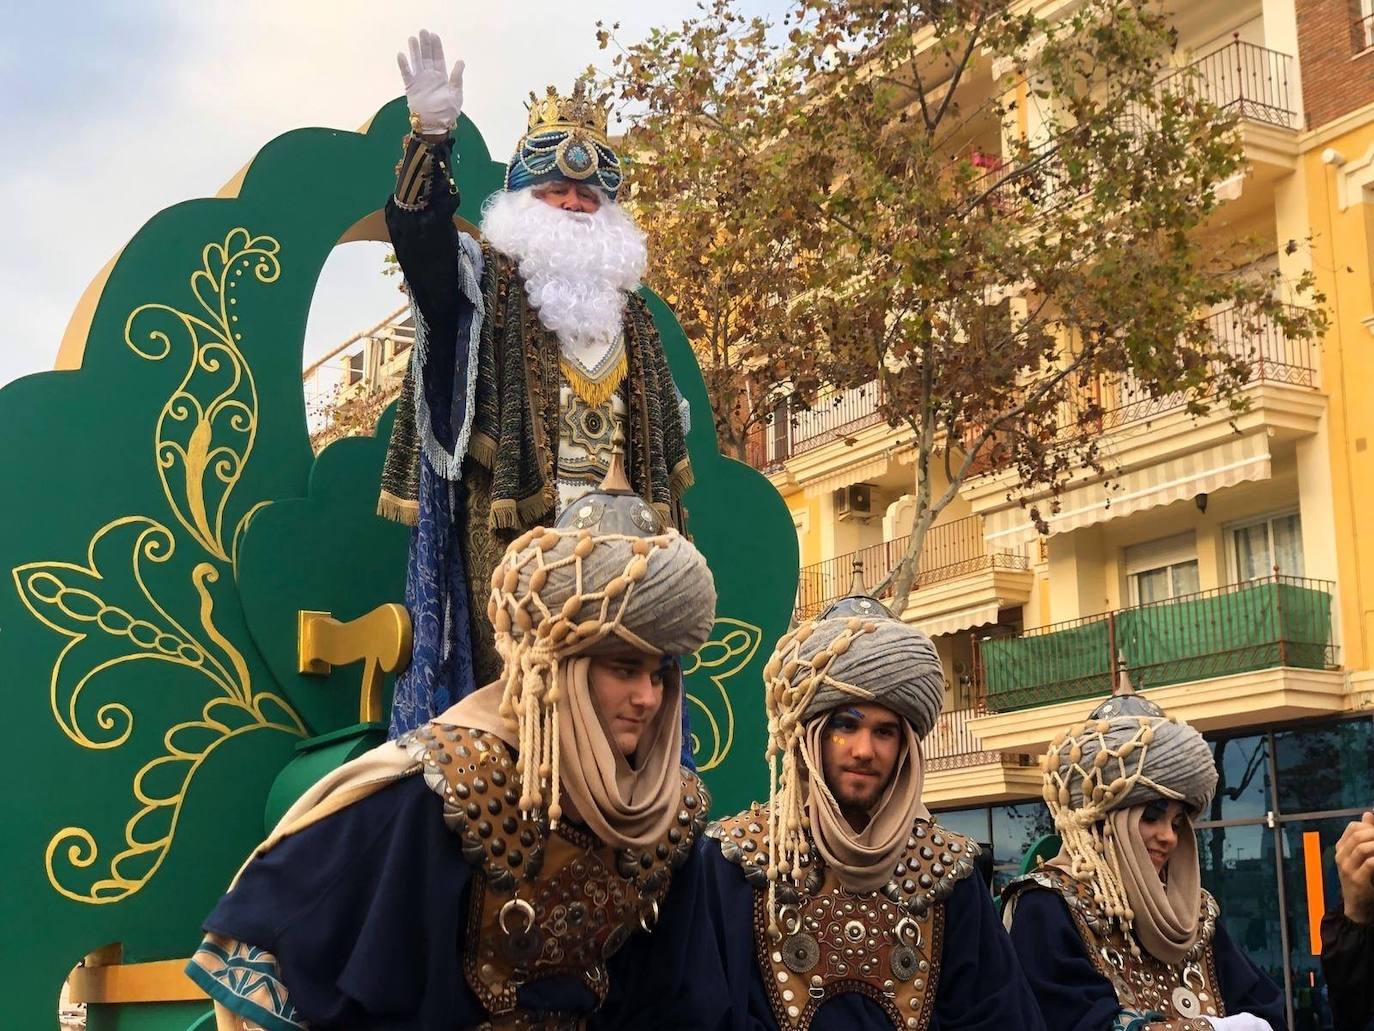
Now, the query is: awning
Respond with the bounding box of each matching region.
[801,452,894,498]
[982,431,1272,549]
[913,602,1002,638]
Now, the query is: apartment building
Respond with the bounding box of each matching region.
[302,304,414,447]
[746,3,1374,1024]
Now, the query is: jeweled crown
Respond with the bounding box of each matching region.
[525,79,610,145]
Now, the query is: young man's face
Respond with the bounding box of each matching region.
[588,652,666,757]
[819,702,904,819]
[533,180,602,214]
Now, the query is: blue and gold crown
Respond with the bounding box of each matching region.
[505,79,624,201]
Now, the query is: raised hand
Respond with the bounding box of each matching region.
[1335,811,1374,924]
[396,29,465,135]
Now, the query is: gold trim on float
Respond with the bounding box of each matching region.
[298,604,413,724]
[68,958,206,1004]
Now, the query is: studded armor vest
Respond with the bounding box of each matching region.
[404,722,710,1030]
[708,803,980,1031]
[1003,868,1225,1029]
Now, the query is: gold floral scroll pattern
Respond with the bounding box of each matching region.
[14,517,306,904]
[124,228,281,566]
[683,617,761,772]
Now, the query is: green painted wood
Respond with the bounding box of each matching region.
[0,97,795,1027]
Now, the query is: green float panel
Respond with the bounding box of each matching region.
[0,97,796,1027]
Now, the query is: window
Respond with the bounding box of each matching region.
[345,351,365,386]
[1359,0,1374,52]
[1124,532,1200,604]
[1229,512,1303,581]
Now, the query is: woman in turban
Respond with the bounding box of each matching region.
[1003,685,1287,1031]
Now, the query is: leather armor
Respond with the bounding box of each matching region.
[1002,867,1225,1028]
[405,721,709,1030]
[709,803,981,1031]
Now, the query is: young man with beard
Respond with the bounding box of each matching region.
[376,31,693,732]
[187,467,729,1031]
[703,579,1046,1031]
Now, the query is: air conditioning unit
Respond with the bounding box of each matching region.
[833,483,874,521]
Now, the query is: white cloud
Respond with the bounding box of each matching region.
[0,0,787,388]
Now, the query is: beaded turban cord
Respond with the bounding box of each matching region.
[486,459,716,820]
[760,574,945,918]
[1041,684,1217,946]
[505,81,625,201]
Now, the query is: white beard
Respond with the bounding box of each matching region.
[479,187,648,364]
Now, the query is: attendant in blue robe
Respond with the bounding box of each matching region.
[702,578,1046,1031]
[1004,684,1287,1031]
[187,468,726,1030]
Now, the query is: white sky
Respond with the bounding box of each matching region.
[0,0,787,388]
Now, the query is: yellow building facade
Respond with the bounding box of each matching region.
[746,2,1374,1024]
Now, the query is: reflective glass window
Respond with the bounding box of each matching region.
[991,802,1054,896]
[1203,732,1272,823]
[1275,718,1374,815]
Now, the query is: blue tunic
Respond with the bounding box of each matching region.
[701,839,1047,1030]
[1008,887,1289,1031]
[198,775,728,1030]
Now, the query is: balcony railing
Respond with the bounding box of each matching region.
[978,575,1337,713]
[1156,38,1298,130]
[925,705,1006,771]
[745,380,886,471]
[961,301,1318,474]
[794,515,1027,620]
[1357,12,1374,53]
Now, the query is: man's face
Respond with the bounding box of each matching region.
[588,652,666,757]
[533,180,602,214]
[819,702,904,817]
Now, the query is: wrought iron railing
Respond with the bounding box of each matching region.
[978,575,1338,713]
[925,705,1005,771]
[1156,38,1298,130]
[794,515,1026,620]
[960,301,1318,474]
[743,381,886,471]
[1356,12,1374,53]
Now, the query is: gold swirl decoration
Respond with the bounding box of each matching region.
[683,617,761,772]
[124,228,281,566]
[12,227,306,904]
[14,518,306,903]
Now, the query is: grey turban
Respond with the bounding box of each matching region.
[787,618,946,739]
[1046,710,1218,817]
[489,527,717,659]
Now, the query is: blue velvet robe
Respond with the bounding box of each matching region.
[700,839,1047,1030]
[199,775,728,1030]
[1008,887,1289,1031]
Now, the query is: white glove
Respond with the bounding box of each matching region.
[1204,1015,1274,1031]
[396,29,464,135]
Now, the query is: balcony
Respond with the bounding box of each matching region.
[980,575,1337,712]
[922,705,1043,806]
[795,515,1028,621]
[963,302,1321,479]
[1150,38,1298,131]
[967,576,1348,758]
[745,380,885,473]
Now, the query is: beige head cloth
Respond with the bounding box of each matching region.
[760,571,945,931]
[1042,677,1217,960]
[486,461,716,825]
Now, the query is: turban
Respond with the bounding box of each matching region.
[758,587,945,927]
[506,82,625,201]
[1041,687,1218,964]
[486,478,716,820]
